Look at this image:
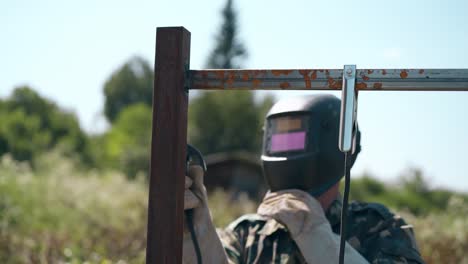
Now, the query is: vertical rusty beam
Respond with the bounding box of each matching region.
[146,27,190,264]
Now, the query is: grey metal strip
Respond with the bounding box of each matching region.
[190,69,468,91]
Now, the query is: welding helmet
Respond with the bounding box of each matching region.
[261,94,361,196]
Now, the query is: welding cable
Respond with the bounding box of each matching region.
[339,151,351,264]
[186,209,203,264]
[185,145,206,264]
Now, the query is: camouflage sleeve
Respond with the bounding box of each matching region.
[217,214,258,264]
[217,227,243,264]
[353,203,425,264]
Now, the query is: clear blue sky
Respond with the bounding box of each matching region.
[1,0,468,191]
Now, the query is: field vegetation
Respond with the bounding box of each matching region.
[2,2,467,262]
[1,153,467,263]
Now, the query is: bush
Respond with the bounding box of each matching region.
[401,197,468,264]
[101,103,152,179]
[0,86,92,166]
[0,153,147,263]
[1,155,467,263]
[349,169,468,216]
[0,152,256,263]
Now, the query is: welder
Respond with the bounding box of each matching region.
[183,94,424,264]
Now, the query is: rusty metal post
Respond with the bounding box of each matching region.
[146,27,191,264]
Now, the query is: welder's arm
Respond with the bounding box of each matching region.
[183,165,229,264]
[257,189,369,264]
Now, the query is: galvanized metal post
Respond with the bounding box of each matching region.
[146,27,190,264]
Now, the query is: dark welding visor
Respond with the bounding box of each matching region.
[265,115,310,155]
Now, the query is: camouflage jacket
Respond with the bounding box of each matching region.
[218,198,425,264]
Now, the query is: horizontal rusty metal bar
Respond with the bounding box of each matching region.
[190,69,468,91]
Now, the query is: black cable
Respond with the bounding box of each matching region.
[185,209,203,264]
[185,144,206,264]
[339,151,351,264]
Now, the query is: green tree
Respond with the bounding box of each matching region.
[188,0,274,154]
[0,109,51,161]
[103,56,153,123]
[347,168,468,216]
[103,103,152,178]
[0,86,91,164]
[206,0,247,69]
[189,92,274,155]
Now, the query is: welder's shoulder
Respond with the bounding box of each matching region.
[348,200,395,221]
[226,213,268,231]
[348,201,425,264]
[348,200,410,238]
[217,214,271,262]
[223,213,285,238]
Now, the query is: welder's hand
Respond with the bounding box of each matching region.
[257,189,328,237]
[183,165,229,264]
[184,165,208,210]
[257,189,368,264]
[183,165,211,234]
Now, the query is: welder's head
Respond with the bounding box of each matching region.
[261,94,361,196]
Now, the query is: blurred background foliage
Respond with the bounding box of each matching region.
[188,90,274,155]
[103,56,153,123]
[0,0,467,263]
[1,154,467,263]
[0,86,92,166]
[346,168,468,216]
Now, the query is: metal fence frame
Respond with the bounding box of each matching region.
[146,27,468,264]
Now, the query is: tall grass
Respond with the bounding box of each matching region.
[1,153,467,263]
[0,153,147,263]
[401,197,468,264]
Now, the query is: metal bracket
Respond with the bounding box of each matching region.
[339,65,358,153]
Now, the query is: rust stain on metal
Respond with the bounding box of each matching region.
[400,70,408,79]
[226,72,236,86]
[367,70,374,74]
[299,69,311,76]
[242,72,250,81]
[419,69,425,74]
[252,70,267,77]
[215,71,225,80]
[271,70,293,76]
[299,70,312,88]
[356,82,368,89]
[252,79,262,88]
[311,70,317,80]
[279,82,291,89]
[362,75,370,81]
[382,69,387,75]
[196,71,211,89]
[327,77,342,89]
[373,83,383,89]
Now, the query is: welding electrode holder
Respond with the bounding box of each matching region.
[186,144,207,174]
[339,65,358,154]
[338,65,358,264]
